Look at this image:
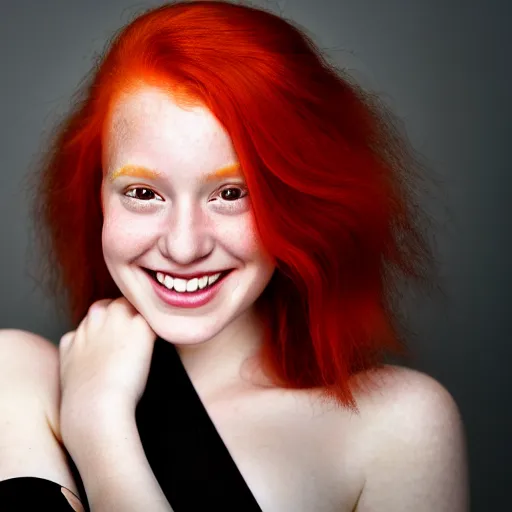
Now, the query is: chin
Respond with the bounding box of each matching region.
[148,316,227,346]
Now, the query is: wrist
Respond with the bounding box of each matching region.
[64,409,139,491]
[61,395,136,454]
[62,412,171,512]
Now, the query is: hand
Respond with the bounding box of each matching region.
[58,297,157,444]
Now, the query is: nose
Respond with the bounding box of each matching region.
[157,199,214,265]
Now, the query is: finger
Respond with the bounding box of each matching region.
[59,331,75,350]
[86,299,112,328]
[111,296,139,317]
[88,299,114,312]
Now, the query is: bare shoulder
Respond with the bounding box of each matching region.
[353,363,464,419]
[0,329,61,430]
[0,329,82,501]
[350,365,470,512]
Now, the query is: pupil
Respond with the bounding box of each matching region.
[221,188,241,201]
[137,188,153,200]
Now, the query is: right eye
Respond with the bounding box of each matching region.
[124,187,164,202]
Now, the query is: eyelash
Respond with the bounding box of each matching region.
[123,185,249,205]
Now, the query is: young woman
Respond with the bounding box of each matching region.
[0,1,469,511]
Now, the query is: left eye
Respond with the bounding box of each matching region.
[219,187,247,201]
[125,188,163,201]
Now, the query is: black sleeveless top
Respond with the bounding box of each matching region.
[0,337,262,511]
[135,337,262,510]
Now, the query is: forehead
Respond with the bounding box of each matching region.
[103,85,238,174]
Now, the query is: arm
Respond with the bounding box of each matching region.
[57,298,173,511]
[64,402,173,512]
[355,370,469,512]
[0,329,87,510]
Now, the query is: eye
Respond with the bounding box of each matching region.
[124,187,163,202]
[218,186,248,201]
[209,185,249,214]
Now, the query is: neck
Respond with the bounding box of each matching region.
[174,307,269,401]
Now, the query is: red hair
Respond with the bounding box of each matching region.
[29,0,438,410]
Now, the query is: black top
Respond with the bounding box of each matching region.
[135,337,262,511]
[0,337,262,512]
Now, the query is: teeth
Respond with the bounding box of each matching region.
[173,278,187,293]
[208,273,221,285]
[164,274,173,289]
[186,278,199,292]
[153,270,225,293]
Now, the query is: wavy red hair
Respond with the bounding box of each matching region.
[28,0,438,410]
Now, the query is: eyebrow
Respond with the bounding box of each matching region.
[109,165,161,181]
[204,163,243,182]
[109,163,243,183]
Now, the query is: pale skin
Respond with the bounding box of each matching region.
[0,86,469,511]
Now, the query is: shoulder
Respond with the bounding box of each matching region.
[0,329,61,435]
[354,364,463,424]
[349,365,469,511]
[0,329,82,499]
[352,364,468,463]
[0,327,59,358]
[0,328,60,397]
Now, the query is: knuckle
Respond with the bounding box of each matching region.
[60,331,74,342]
[113,296,129,308]
[89,299,108,311]
[87,299,113,321]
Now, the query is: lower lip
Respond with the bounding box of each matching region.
[147,271,231,309]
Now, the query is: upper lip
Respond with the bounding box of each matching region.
[145,268,232,280]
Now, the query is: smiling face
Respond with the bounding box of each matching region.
[101,85,275,345]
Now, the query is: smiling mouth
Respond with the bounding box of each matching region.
[142,268,233,293]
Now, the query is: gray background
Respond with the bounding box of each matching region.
[1,0,510,510]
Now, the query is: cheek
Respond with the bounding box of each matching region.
[218,213,267,261]
[102,204,157,261]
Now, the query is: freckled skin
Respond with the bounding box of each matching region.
[101,85,275,349]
